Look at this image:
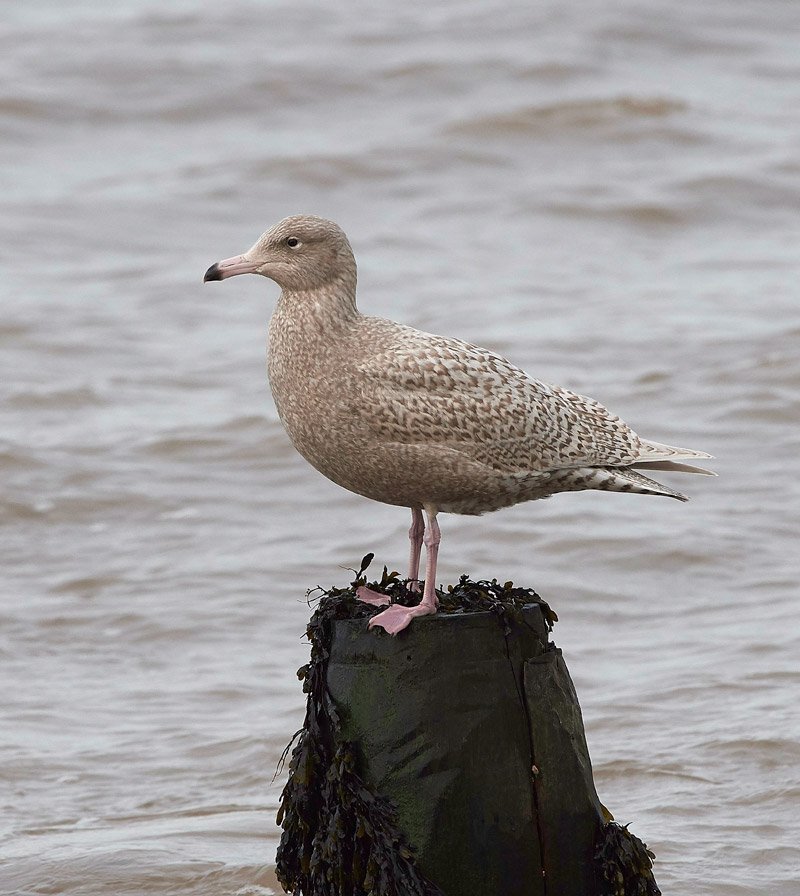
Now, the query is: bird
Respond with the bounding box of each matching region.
[204,215,713,635]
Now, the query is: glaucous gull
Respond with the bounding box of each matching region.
[204,215,713,635]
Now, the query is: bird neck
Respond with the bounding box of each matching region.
[277,276,360,334]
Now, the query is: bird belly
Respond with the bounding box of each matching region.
[298,436,555,516]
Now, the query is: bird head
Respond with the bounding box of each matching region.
[203,215,356,292]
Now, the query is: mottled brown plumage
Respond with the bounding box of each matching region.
[204,215,713,633]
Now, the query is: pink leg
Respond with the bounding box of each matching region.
[368,508,441,635]
[356,507,425,606]
[406,507,424,593]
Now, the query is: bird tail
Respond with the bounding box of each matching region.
[631,459,715,475]
[596,467,689,501]
[633,440,716,476]
[547,466,690,501]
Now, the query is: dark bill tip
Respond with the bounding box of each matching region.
[203,263,222,282]
[202,254,257,281]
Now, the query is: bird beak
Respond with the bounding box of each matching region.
[203,254,259,282]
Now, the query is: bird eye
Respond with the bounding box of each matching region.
[286,237,300,248]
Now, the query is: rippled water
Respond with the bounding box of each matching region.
[2,2,799,894]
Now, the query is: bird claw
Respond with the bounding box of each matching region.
[368,602,437,636]
[356,585,391,607]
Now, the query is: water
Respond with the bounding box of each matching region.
[2,1,799,893]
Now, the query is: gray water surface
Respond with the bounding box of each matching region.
[2,2,799,894]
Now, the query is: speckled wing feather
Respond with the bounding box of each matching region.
[350,321,643,475]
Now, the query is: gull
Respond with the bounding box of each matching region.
[204,216,713,635]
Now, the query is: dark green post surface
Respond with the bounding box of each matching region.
[325,606,605,896]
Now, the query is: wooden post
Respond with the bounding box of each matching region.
[325,606,605,895]
[276,582,661,896]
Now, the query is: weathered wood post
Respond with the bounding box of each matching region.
[276,576,660,896]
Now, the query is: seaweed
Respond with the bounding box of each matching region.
[341,552,558,632]
[595,822,661,896]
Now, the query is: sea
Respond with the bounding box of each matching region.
[2,1,798,893]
